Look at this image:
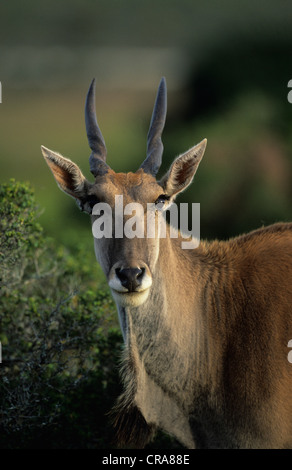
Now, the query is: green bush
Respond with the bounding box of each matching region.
[0,179,123,448]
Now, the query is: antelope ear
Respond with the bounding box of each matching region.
[160,139,207,198]
[41,146,93,213]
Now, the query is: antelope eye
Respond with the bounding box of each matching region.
[154,194,169,209]
[87,195,99,209]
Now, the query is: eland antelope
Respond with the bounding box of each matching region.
[41,78,292,449]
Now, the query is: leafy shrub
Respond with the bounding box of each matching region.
[0,179,122,448]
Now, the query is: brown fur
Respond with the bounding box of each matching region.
[105,222,292,448]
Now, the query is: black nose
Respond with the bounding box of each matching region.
[116,267,145,292]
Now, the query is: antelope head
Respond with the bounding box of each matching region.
[41,78,207,314]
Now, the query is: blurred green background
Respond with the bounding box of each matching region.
[2,0,292,246]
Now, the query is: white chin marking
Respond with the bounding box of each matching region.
[111,289,150,307]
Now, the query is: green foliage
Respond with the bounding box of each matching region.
[0,179,123,448]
